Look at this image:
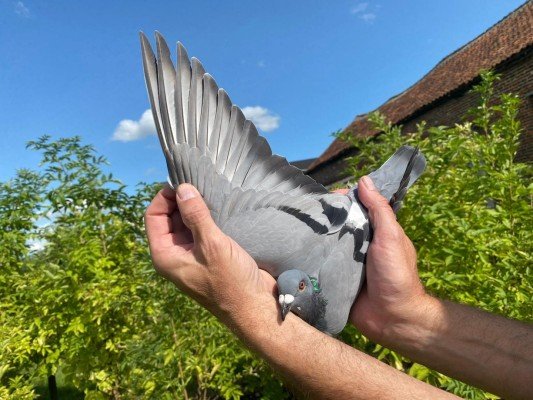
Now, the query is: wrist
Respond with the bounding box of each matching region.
[381,294,444,353]
[219,292,278,339]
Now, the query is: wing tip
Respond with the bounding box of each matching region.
[177,41,189,59]
[203,73,219,89]
[155,31,171,57]
[139,31,151,49]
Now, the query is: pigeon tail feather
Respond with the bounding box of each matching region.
[367,145,426,212]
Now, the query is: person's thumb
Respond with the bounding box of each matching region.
[176,184,220,244]
[357,176,398,233]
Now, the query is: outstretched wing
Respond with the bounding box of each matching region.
[140,32,351,234]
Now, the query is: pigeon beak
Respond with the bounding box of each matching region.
[278,294,295,321]
[281,302,292,321]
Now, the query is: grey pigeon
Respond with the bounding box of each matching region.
[140,32,426,335]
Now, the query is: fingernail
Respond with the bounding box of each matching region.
[361,176,376,190]
[177,184,197,201]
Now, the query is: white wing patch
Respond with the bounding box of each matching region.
[347,201,367,229]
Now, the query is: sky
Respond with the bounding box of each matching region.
[0,0,526,189]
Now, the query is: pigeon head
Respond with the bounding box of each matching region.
[276,269,327,330]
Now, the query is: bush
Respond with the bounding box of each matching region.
[337,71,532,399]
[0,137,286,399]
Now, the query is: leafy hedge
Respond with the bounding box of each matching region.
[0,137,286,399]
[1,71,530,399]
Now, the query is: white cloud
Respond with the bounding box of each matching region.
[350,2,368,14]
[257,60,266,68]
[113,106,279,140]
[242,106,280,132]
[360,13,376,22]
[112,109,156,142]
[14,1,30,17]
[350,2,377,23]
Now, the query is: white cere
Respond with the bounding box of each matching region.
[284,294,295,304]
[360,240,369,253]
[278,294,285,305]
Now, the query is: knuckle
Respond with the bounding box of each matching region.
[143,206,152,222]
[143,212,150,227]
[390,225,405,240]
[405,237,417,258]
[368,202,390,221]
[376,224,404,244]
[184,202,208,226]
[368,195,389,210]
[198,235,227,264]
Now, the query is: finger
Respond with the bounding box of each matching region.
[176,184,221,244]
[170,209,190,237]
[145,186,178,238]
[169,210,193,245]
[145,186,192,246]
[357,176,399,234]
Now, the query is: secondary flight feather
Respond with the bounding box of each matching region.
[140,32,426,334]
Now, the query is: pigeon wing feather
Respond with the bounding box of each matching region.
[140,32,351,235]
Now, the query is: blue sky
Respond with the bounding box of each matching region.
[0,0,525,188]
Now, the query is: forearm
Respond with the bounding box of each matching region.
[223,294,457,400]
[382,295,533,399]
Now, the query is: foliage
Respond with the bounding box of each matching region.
[1,71,530,399]
[0,137,287,399]
[337,70,532,399]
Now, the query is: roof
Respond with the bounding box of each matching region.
[289,157,317,171]
[308,1,533,173]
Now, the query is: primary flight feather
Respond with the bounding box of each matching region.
[140,32,426,335]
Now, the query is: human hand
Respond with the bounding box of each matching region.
[145,183,462,400]
[144,184,276,323]
[339,177,533,400]
[338,177,431,344]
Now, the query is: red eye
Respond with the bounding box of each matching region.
[298,281,305,291]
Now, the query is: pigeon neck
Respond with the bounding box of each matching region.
[309,276,321,293]
[309,291,328,332]
[307,276,327,330]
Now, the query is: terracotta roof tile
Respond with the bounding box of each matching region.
[308,2,533,172]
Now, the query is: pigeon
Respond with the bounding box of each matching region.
[140,32,426,335]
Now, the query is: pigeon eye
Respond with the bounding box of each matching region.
[298,281,305,291]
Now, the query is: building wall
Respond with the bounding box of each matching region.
[307,148,358,187]
[400,47,532,162]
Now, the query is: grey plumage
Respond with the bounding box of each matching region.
[140,33,426,335]
[368,146,425,212]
